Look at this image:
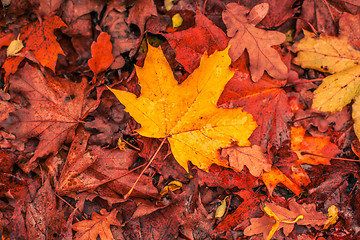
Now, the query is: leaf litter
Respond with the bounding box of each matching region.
[1,0,360,239]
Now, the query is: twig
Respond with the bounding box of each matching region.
[124,138,167,199]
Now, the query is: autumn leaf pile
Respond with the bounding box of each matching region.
[1,0,360,239]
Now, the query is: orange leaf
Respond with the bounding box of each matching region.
[222,145,271,177]
[88,32,114,76]
[73,209,120,240]
[21,15,66,72]
[261,166,302,196]
[109,45,257,172]
[291,126,341,165]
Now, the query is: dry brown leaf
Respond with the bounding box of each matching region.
[222,3,288,82]
[222,145,271,177]
[73,209,121,240]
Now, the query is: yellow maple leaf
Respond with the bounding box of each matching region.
[109,44,257,172]
[293,28,360,139]
[292,30,360,74]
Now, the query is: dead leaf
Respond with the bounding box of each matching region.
[127,0,157,34]
[261,166,303,196]
[73,209,121,240]
[218,57,293,149]
[109,44,257,172]
[163,9,228,73]
[291,126,341,165]
[221,145,271,177]
[244,199,328,239]
[88,32,114,77]
[292,30,360,75]
[20,15,66,71]
[222,3,288,81]
[1,64,97,172]
[26,178,65,239]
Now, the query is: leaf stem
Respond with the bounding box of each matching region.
[124,138,167,199]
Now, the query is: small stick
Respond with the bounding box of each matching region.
[124,138,167,199]
[300,151,360,162]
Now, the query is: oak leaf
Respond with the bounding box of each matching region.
[110,44,257,172]
[1,64,97,172]
[222,3,288,82]
[244,200,328,240]
[221,145,271,177]
[72,209,120,240]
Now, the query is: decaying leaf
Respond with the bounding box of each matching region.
[222,3,288,81]
[221,145,271,177]
[1,64,97,172]
[73,209,120,240]
[244,199,328,239]
[110,44,257,172]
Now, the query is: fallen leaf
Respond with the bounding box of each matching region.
[127,0,157,34]
[26,178,65,239]
[1,64,97,172]
[88,32,114,76]
[261,166,303,196]
[218,58,293,149]
[109,44,257,172]
[221,145,271,177]
[222,2,288,81]
[213,190,265,236]
[163,9,228,73]
[291,126,341,165]
[295,0,342,36]
[20,15,66,71]
[293,15,360,140]
[292,30,360,75]
[73,209,120,240]
[244,199,328,239]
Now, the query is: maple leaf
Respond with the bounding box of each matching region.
[244,200,328,240]
[292,14,360,139]
[109,44,257,172]
[88,32,114,77]
[218,57,293,149]
[222,3,288,82]
[1,64,97,172]
[56,127,158,198]
[72,209,120,240]
[221,145,271,177]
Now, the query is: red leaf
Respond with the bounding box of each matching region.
[2,64,97,172]
[88,32,114,76]
[164,9,228,73]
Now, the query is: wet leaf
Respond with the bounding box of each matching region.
[109,44,257,172]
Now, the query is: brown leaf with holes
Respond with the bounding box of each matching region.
[1,64,97,172]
